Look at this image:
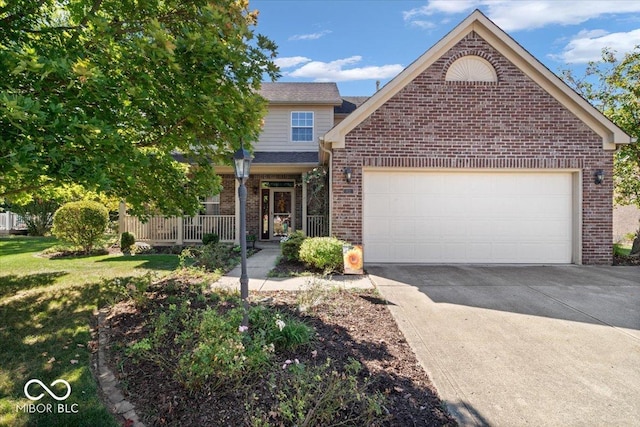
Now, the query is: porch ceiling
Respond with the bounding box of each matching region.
[216,151,319,175]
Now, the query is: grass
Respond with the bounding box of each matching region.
[614,242,632,256]
[0,236,181,427]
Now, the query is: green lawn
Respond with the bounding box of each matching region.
[0,236,180,427]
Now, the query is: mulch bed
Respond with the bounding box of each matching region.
[103,279,457,426]
[614,254,640,265]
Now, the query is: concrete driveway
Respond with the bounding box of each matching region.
[368,265,640,426]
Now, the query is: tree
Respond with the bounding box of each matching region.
[561,48,640,209]
[1,0,279,216]
[7,183,120,236]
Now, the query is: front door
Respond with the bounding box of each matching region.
[270,189,294,239]
[259,184,295,240]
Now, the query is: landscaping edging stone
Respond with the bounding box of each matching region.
[97,308,146,427]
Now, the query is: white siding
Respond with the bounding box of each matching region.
[255,105,334,152]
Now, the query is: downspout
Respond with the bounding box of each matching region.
[319,137,332,236]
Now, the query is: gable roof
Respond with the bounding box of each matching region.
[259,82,342,105]
[335,96,370,115]
[322,9,632,150]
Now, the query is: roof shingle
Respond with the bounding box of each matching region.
[259,82,342,105]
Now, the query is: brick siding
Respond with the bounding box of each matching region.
[331,32,614,264]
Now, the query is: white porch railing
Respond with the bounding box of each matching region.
[122,214,325,244]
[122,215,235,245]
[307,215,328,237]
[0,211,26,231]
[183,216,235,243]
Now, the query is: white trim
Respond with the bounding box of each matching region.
[290,111,315,143]
[302,179,308,235]
[234,180,240,244]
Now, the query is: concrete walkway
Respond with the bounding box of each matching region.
[213,242,374,291]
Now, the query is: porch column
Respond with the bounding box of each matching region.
[118,201,126,234]
[176,217,183,245]
[234,179,240,244]
[302,179,307,235]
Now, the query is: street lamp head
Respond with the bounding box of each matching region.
[233,146,253,182]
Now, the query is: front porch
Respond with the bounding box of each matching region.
[120,172,329,245]
[120,214,327,245]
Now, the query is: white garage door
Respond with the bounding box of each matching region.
[363,171,574,263]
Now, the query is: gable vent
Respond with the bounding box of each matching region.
[445,55,497,82]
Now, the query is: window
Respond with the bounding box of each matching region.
[445,55,497,82]
[201,195,220,215]
[291,112,314,142]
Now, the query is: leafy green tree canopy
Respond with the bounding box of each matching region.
[562,48,640,208]
[1,0,279,216]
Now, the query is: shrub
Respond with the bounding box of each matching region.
[52,201,109,253]
[249,305,313,351]
[120,232,136,254]
[250,358,386,426]
[179,243,239,272]
[177,306,267,391]
[299,236,346,273]
[280,230,306,261]
[203,232,220,245]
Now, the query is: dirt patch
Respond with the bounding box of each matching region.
[103,280,457,426]
[614,253,640,266]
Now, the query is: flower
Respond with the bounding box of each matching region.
[238,325,249,333]
[262,343,275,353]
[282,358,300,370]
[275,319,286,331]
[343,246,363,272]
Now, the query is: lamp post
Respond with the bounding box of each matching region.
[233,144,253,327]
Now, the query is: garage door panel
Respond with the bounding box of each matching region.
[389,194,415,215]
[441,243,472,262]
[367,194,389,214]
[468,220,495,238]
[366,242,389,260]
[441,218,468,238]
[366,173,392,193]
[364,217,392,240]
[466,243,493,260]
[394,219,418,239]
[364,171,574,264]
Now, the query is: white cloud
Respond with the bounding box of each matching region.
[487,1,640,32]
[403,1,640,31]
[555,28,640,63]
[409,20,438,30]
[275,56,311,69]
[286,56,404,82]
[403,0,477,20]
[288,30,332,41]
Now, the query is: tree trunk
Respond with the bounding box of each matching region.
[630,236,640,256]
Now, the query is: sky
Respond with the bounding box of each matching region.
[249,0,640,95]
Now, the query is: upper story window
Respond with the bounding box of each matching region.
[291,111,314,142]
